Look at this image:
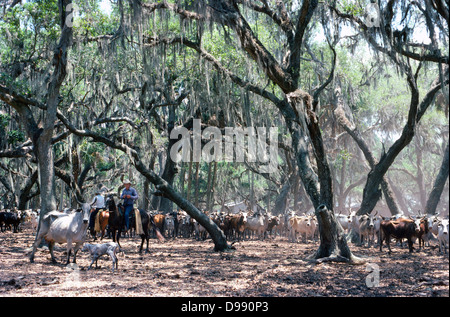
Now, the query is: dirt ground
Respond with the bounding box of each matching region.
[0,225,448,297]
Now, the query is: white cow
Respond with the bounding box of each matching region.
[336,211,356,233]
[437,219,449,254]
[164,214,176,238]
[358,213,376,247]
[288,215,316,243]
[29,203,91,264]
[245,213,267,240]
[193,219,207,240]
[426,214,441,238]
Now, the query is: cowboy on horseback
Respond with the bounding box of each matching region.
[120,179,138,232]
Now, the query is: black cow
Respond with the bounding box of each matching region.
[0,211,24,233]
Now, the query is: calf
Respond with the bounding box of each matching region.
[29,203,91,264]
[379,218,419,253]
[82,242,122,272]
[437,219,449,254]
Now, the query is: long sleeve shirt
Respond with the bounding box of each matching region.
[90,195,105,209]
[121,187,138,206]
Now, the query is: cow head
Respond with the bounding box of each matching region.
[427,215,439,231]
[411,216,421,233]
[439,220,449,236]
[305,216,312,227]
[367,215,375,229]
[77,203,91,224]
[241,212,248,224]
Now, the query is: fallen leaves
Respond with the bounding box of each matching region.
[0,227,448,296]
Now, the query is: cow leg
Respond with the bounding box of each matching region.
[48,241,57,264]
[146,236,150,253]
[379,230,383,251]
[407,238,414,253]
[88,256,97,270]
[73,242,83,263]
[30,230,46,263]
[386,235,392,253]
[65,240,73,265]
[107,250,117,272]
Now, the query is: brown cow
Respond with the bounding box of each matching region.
[229,212,247,240]
[416,217,429,250]
[379,218,420,253]
[220,214,233,239]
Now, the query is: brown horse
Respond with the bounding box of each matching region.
[96,210,110,240]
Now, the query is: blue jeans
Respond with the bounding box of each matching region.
[124,204,134,230]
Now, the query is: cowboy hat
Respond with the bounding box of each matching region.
[123,179,132,185]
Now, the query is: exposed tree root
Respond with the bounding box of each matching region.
[308,253,367,265]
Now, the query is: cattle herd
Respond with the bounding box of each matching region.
[0,201,449,271]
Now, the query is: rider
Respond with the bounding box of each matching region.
[120,179,138,232]
[89,191,105,237]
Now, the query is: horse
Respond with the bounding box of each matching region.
[117,203,165,253]
[105,195,124,248]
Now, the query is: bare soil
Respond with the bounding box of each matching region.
[1,225,448,297]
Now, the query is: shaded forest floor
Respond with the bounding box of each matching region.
[0,226,448,297]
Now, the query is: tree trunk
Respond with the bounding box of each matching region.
[281,92,359,263]
[310,205,364,264]
[134,160,231,251]
[159,105,177,214]
[425,141,449,215]
[356,70,448,215]
[333,88,401,216]
[18,170,38,210]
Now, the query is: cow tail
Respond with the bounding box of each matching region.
[155,228,165,243]
[150,216,165,243]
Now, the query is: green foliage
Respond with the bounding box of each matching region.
[7,129,25,145]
